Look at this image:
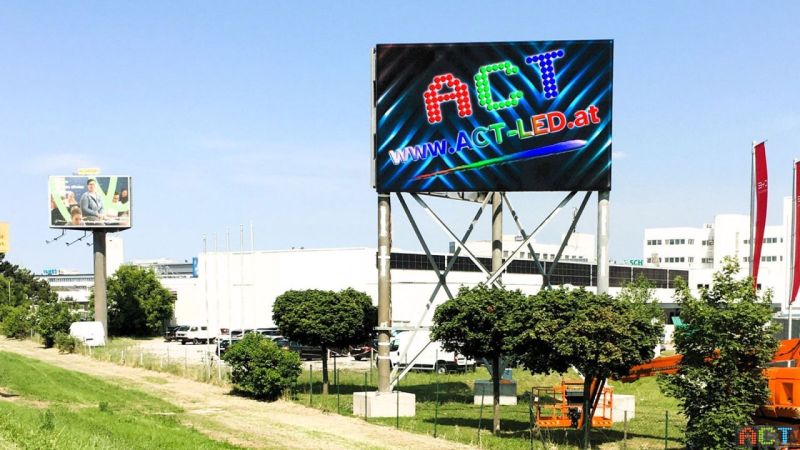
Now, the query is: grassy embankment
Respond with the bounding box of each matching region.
[292,365,686,449]
[0,350,239,450]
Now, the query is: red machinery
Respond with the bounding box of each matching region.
[532,379,613,429]
[533,339,800,431]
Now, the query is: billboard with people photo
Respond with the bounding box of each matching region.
[48,176,132,229]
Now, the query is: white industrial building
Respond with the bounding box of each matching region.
[643,197,792,308]
[38,236,690,332]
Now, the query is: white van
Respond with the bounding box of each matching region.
[390,330,475,373]
[69,321,106,347]
[176,325,215,345]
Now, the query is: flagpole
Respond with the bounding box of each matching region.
[750,141,756,278]
[791,160,797,339]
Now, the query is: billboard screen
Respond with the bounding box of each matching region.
[49,176,132,229]
[374,40,613,193]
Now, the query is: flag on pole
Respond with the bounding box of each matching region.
[792,160,800,303]
[751,142,768,288]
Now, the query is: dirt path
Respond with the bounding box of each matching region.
[0,338,471,450]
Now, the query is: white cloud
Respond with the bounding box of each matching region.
[612,150,626,160]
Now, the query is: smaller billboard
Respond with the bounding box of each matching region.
[49,176,132,229]
[0,222,8,253]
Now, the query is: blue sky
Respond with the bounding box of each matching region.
[1,1,799,272]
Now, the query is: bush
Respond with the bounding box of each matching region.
[1,306,31,339]
[222,333,301,401]
[54,332,79,354]
[35,301,75,348]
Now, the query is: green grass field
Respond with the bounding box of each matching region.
[292,365,686,449]
[0,351,239,450]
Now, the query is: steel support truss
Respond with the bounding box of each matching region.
[386,191,593,390]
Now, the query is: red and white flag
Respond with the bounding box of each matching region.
[751,142,768,288]
[792,161,800,303]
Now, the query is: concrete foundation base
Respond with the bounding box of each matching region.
[352,391,416,418]
[473,380,518,405]
[612,394,635,422]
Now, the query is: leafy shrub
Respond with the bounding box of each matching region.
[1,306,31,339]
[35,301,75,348]
[54,332,79,354]
[222,333,301,401]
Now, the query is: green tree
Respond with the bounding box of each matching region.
[510,283,662,448]
[273,288,376,395]
[93,264,175,336]
[1,306,31,339]
[431,284,525,434]
[34,300,76,348]
[222,332,302,401]
[507,287,578,376]
[660,258,778,449]
[556,286,662,449]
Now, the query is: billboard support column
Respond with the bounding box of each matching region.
[492,192,503,282]
[597,190,610,294]
[377,193,392,393]
[93,231,108,337]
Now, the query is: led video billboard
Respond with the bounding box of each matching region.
[373,40,613,193]
[49,176,132,229]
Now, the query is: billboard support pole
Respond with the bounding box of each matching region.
[93,231,108,337]
[597,190,610,294]
[492,192,503,283]
[377,193,392,393]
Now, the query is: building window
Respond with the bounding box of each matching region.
[688,257,694,263]
[688,239,694,245]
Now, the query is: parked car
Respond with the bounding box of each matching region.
[216,336,237,356]
[230,328,254,339]
[176,325,215,345]
[164,325,184,342]
[350,342,376,361]
[256,327,280,338]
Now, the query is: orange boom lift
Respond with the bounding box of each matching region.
[532,339,800,431]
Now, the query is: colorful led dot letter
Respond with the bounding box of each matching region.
[424,73,472,124]
[525,49,564,99]
[473,60,524,113]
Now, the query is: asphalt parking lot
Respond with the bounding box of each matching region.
[131,337,373,371]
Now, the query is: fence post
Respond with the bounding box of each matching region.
[335,355,340,414]
[309,364,313,406]
[623,410,628,450]
[434,348,440,438]
[478,392,486,446]
[364,372,368,422]
[396,373,400,429]
[664,410,669,450]
[121,350,125,365]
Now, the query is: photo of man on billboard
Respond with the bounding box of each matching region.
[48,176,132,229]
